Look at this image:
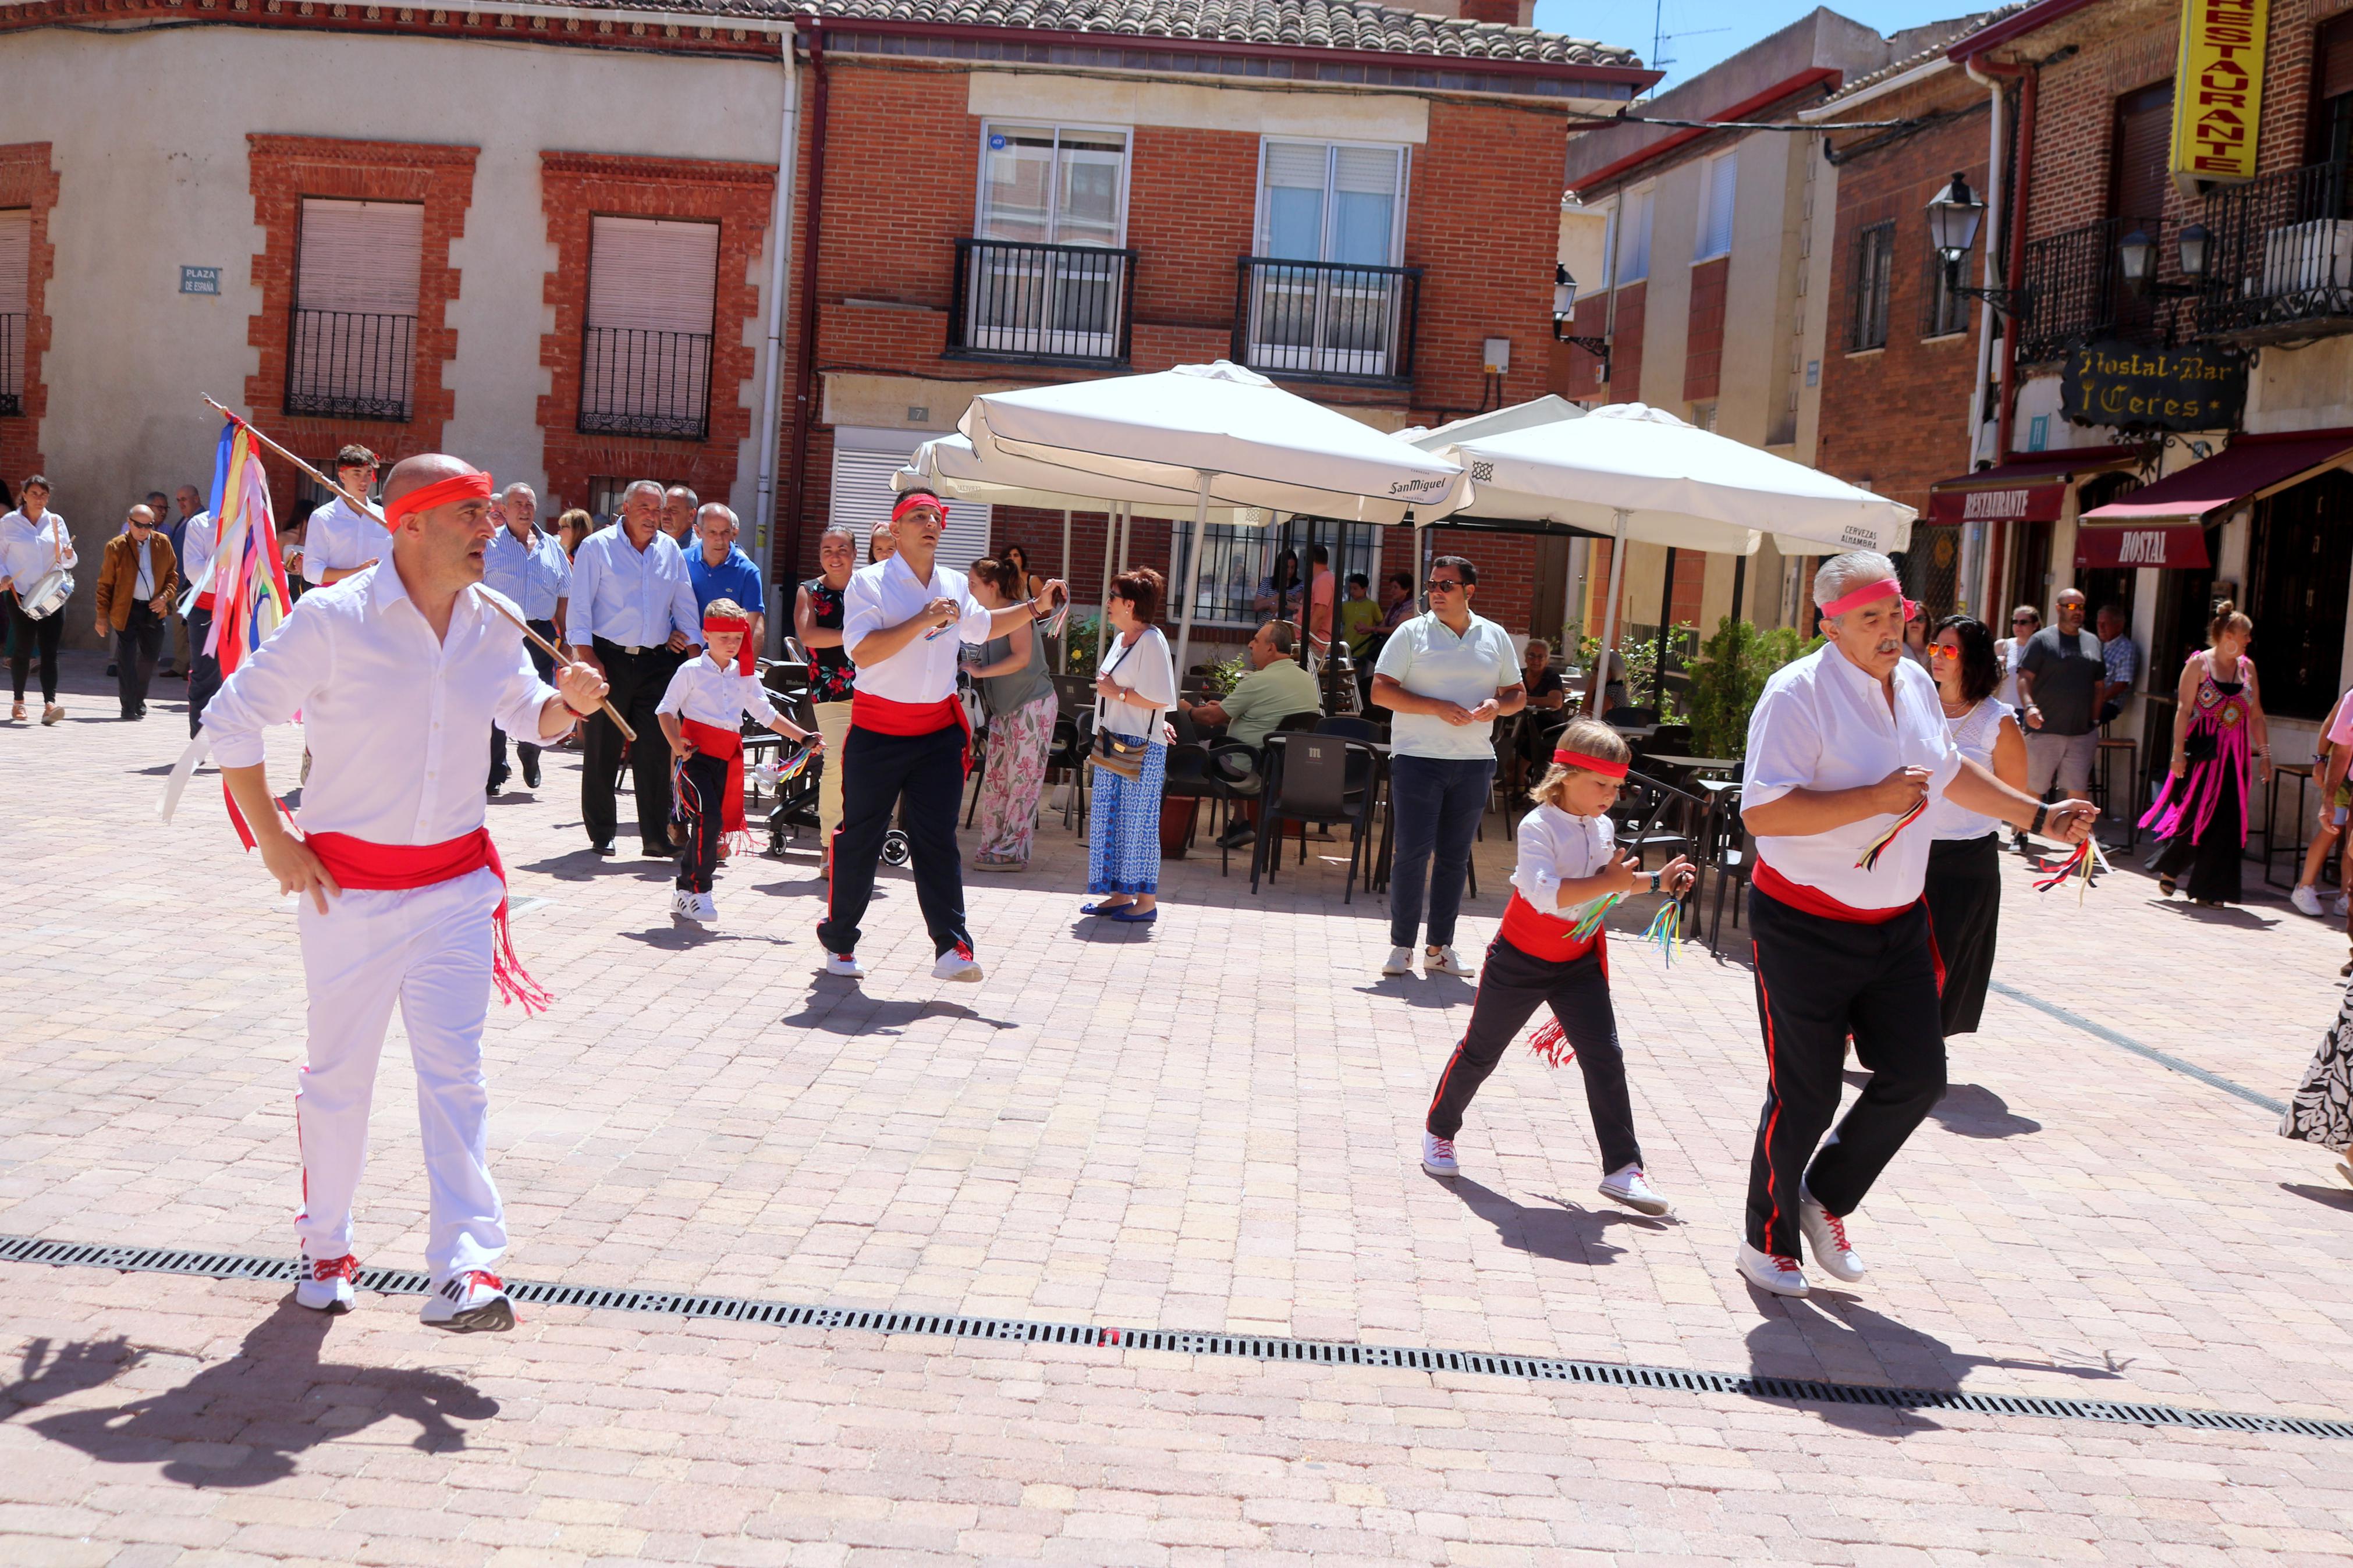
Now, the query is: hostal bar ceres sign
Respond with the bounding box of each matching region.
[2170,0,2269,186]
[2061,343,2248,432]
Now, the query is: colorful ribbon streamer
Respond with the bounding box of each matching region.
[1567,893,1622,943]
[2031,835,2109,904]
[1642,899,1681,967]
[1854,796,1928,872]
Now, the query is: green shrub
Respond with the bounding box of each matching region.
[1199,652,1249,699]
[1685,618,1822,759]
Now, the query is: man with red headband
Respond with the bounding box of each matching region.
[816,488,1066,980]
[1735,550,2096,1299]
[198,452,611,1332]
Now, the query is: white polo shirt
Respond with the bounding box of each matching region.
[1742,645,1963,909]
[657,652,781,731]
[1510,801,1617,916]
[1374,609,1519,761]
[840,553,993,705]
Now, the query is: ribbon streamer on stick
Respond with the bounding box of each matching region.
[1642,899,1681,966]
[2031,835,2109,904]
[1854,796,1928,872]
[1567,892,1621,943]
[197,396,635,741]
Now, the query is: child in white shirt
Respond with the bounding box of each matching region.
[1419,718,1693,1215]
[655,599,816,923]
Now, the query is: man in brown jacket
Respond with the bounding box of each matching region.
[94,503,178,720]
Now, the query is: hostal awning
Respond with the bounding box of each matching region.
[1924,448,2141,527]
[2077,428,2353,569]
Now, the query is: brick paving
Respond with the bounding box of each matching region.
[6,650,2353,1564]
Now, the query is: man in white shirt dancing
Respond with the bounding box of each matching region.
[817,489,1065,982]
[301,444,384,588]
[1736,551,2095,1298]
[199,452,609,1331]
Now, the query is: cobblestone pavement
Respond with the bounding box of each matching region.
[6,651,2353,1565]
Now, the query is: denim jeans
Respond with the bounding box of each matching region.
[1387,753,1493,950]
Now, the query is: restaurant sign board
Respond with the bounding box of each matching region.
[2169,0,2267,188]
[2061,342,2247,433]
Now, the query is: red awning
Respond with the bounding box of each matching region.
[2074,523,2210,570]
[2079,428,2353,525]
[1925,447,2139,526]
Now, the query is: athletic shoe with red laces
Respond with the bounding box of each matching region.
[294,1250,359,1313]
[1734,1238,1809,1297]
[825,951,865,979]
[1420,1130,1459,1176]
[932,942,983,982]
[420,1270,515,1333]
[1800,1189,1866,1282]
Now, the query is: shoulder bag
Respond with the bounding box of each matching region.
[1090,636,1149,782]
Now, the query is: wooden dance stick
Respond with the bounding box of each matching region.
[201,397,635,741]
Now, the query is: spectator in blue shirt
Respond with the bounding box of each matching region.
[481,482,572,795]
[686,502,765,654]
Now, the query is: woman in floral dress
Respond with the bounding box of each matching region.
[2283,980,2353,1189]
[967,557,1060,871]
[2142,603,2269,906]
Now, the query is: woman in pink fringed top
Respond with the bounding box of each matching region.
[2143,602,2270,906]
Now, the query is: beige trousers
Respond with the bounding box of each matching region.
[815,699,854,842]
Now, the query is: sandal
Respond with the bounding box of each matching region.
[40,703,61,726]
[8,702,22,723]
[2159,876,2177,898]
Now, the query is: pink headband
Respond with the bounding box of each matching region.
[891,492,946,525]
[1820,577,1920,621]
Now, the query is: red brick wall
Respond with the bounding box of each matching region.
[1607,281,1646,405]
[1684,254,1727,405]
[535,151,777,518]
[243,136,478,524]
[0,141,55,488]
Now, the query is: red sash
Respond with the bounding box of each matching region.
[303,829,554,1014]
[1752,859,1915,925]
[1499,890,1607,966]
[678,717,748,844]
[851,689,974,776]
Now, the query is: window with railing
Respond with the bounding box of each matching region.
[1234,258,1421,383]
[1170,521,1383,630]
[2198,161,2353,338]
[1847,221,1893,351]
[949,240,1134,365]
[0,206,25,419]
[579,216,718,441]
[286,198,420,421]
[2015,215,2157,362]
[0,312,22,419]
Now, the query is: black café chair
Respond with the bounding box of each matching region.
[1706,803,1755,957]
[1046,707,1095,831]
[1615,769,1707,872]
[1251,732,1375,902]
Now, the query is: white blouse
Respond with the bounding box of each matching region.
[657,652,782,732]
[1097,625,1176,741]
[1510,801,1618,916]
[1923,697,2015,841]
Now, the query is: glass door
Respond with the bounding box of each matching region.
[974,125,1129,358]
[1250,143,1406,377]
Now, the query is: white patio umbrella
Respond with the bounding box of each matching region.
[961,361,1470,674]
[1422,401,1914,705]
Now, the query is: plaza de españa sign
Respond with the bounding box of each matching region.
[2061,343,2247,433]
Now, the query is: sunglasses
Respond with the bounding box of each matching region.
[1427,578,1465,592]
[2012,616,2038,625]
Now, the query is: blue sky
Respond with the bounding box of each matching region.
[1532,1,1974,93]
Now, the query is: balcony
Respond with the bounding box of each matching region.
[2199,161,2353,343]
[1232,257,1421,387]
[285,308,415,422]
[2013,216,2198,364]
[947,239,1135,368]
[578,326,713,442]
[0,311,22,417]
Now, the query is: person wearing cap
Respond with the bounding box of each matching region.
[1734,550,2096,1300]
[301,444,384,588]
[816,488,1067,982]
[191,452,611,1332]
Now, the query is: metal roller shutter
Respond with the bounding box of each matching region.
[829,447,991,573]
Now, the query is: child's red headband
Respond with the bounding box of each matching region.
[381,469,492,531]
[703,614,754,674]
[1553,748,1629,779]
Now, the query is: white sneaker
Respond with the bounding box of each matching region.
[824,951,865,979]
[1425,945,1476,978]
[1381,945,1415,977]
[690,892,717,923]
[1599,1164,1672,1216]
[932,942,983,982]
[670,888,695,920]
[1420,1130,1459,1176]
[1734,1238,1810,1297]
[294,1250,357,1313]
[420,1269,514,1333]
[1800,1189,1866,1282]
[2336,894,2351,918]
[2294,883,2325,917]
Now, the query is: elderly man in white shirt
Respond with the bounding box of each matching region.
[196,452,610,1332]
[481,482,570,795]
[567,478,703,856]
[1734,550,2095,1300]
[178,502,222,737]
[815,488,1066,982]
[300,444,384,588]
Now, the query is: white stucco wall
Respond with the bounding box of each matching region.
[0,23,786,637]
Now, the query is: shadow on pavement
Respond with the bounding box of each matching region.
[1927,1082,2042,1139]
[778,991,1016,1036]
[5,1302,498,1488]
[2280,1181,2353,1213]
[1434,1176,1670,1268]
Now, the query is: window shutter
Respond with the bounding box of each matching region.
[830,449,992,572]
[1696,150,1737,260]
[1264,142,1328,191]
[2110,80,2175,224]
[296,199,422,314]
[587,217,719,335]
[0,209,28,314]
[2324,12,2353,102]
[1332,146,1397,196]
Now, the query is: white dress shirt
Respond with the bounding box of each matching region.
[841,553,993,704]
[1742,645,1963,909]
[657,652,780,731]
[133,535,156,600]
[568,525,701,650]
[1374,610,1520,760]
[302,496,382,585]
[1511,802,1617,916]
[180,512,217,601]
[202,564,558,845]
[1923,697,2015,841]
[1096,625,1176,740]
[482,524,572,621]
[0,509,76,589]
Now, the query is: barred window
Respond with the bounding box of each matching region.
[286,198,421,421]
[579,217,719,442]
[1847,220,1894,351]
[0,208,26,417]
[1922,247,1971,338]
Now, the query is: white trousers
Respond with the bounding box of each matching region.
[293,866,507,1279]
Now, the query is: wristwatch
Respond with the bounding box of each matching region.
[1648,870,1662,894]
[2030,802,2049,835]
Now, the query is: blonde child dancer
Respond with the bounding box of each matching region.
[1419,719,1693,1215]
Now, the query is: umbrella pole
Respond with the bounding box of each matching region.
[1174,472,1212,682]
[1095,503,1120,674]
[1589,509,1628,717]
[1058,507,1071,671]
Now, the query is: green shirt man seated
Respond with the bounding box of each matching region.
[1181,620,1321,756]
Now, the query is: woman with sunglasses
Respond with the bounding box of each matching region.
[1994,604,2038,709]
[1921,614,2027,1036]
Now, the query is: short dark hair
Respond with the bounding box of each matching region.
[1346,571,1369,589]
[1308,544,1329,564]
[1387,571,1412,592]
[20,473,50,492]
[1430,554,1477,586]
[1110,566,1164,625]
[335,445,377,471]
[2097,602,2126,621]
[1932,613,2000,705]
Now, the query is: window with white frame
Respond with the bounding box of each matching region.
[1172,521,1384,630]
[580,216,720,441]
[962,125,1134,361]
[1242,141,1412,379]
[1615,186,1653,285]
[1694,150,1736,261]
[286,198,422,421]
[0,208,26,417]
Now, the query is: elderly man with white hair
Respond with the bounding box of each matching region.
[567,478,702,855]
[687,500,765,654]
[481,482,570,795]
[1734,551,2096,1300]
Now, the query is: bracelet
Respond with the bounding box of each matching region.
[2030,803,2049,835]
[1648,870,1662,895]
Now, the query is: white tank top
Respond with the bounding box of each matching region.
[1924,696,2014,841]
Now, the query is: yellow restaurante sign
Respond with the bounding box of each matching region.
[2170,0,2269,186]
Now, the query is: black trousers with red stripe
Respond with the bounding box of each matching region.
[1744,883,1946,1260]
[673,751,729,894]
[1425,935,1642,1173]
[815,721,970,959]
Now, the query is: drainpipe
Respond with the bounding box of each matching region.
[780,17,829,591]
[1966,55,2035,465]
[753,25,802,655]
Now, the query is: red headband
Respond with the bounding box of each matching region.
[1553,748,1629,779]
[703,614,754,675]
[1820,576,1920,621]
[890,492,947,525]
[381,468,494,531]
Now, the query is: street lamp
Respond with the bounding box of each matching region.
[2117,222,2210,295]
[1922,170,2029,318]
[1550,262,1612,379]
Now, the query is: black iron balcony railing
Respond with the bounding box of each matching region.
[2015,216,2166,363]
[0,312,23,417]
[1233,257,1421,386]
[2199,160,2353,341]
[285,309,415,421]
[578,326,713,442]
[947,239,1135,368]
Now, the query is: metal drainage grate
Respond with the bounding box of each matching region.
[7,1232,2348,1441]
